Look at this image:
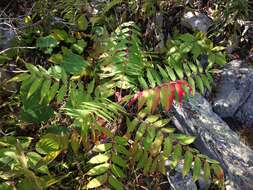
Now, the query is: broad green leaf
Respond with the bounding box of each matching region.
[36,35,58,49]
[143,127,156,149]
[144,156,153,175]
[204,162,211,182]
[188,62,198,74]
[137,150,148,169]
[77,15,88,31]
[111,154,127,168]
[114,144,129,156]
[62,52,88,74]
[51,29,68,41]
[157,65,169,81]
[126,117,139,134]
[108,175,124,190]
[0,182,13,190]
[201,74,211,91]
[86,173,107,189]
[47,82,59,103]
[163,137,173,156]
[93,143,112,152]
[40,80,51,103]
[71,130,79,155]
[171,143,182,169]
[86,163,110,176]
[27,79,42,99]
[176,135,196,145]
[193,157,202,181]
[165,66,176,81]
[173,62,184,79]
[135,123,146,141]
[150,132,164,156]
[35,134,60,154]
[188,76,195,95]
[111,164,126,178]
[183,151,193,176]
[56,84,67,104]
[88,154,110,164]
[195,75,204,94]
[211,164,224,179]
[138,77,148,89]
[146,69,156,88]
[36,150,61,168]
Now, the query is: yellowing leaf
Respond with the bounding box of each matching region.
[88,154,110,164]
[183,151,193,176]
[86,173,107,189]
[86,163,110,176]
[93,143,112,152]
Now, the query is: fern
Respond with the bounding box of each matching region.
[165,33,226,94]
[98,22,147,89]
[85,111,224,189]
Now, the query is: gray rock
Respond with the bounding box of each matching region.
[166,161,197,190]
[0,25,15,50]
[181,11,213,32]
[172,93,253,190]
[213,60,253,126]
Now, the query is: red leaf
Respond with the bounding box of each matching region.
[151,87,161,113]
[128,80,192,112]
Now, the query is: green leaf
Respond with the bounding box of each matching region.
[86,163,110,176]
[111,164,126,178]
[188,76,195,95]
[201,74,211,91]
[147,69,156,88]
[35,134,60,154]
[108,175,124,190]
[36,35,58,49]
[173,62,184,79]
[62,52,88,74]
[111,154,127,168]
[0,182,14,190]
[71,130,79,155]
[195,75,204,94]
[138,77,149,89]
[51,29,68,41]
[36,150,61,168]
[176,135,196,145]
[88,154,110,164]
[47,82,59,103]
[77,15,88,31]
[157,65,169,81]
[188,62,198,74]
[163,137,173,156]
[204,161,211,182]
[193,157,202,181]
[137,150,148,169]
[56,84,67,104]
[93,143,112,152]
[40,80,51,103]
[165,66,176,81]
[143,127,156,150]
[27,79,43,99]
[171,143,182,169]
[144,156,153,175]
[183,151,193,176]
[150,132,164,156]
[86,173,108,189]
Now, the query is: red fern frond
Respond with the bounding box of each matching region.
[128,80,192,113]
